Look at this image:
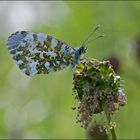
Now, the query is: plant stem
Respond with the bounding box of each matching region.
[105,110,117,140]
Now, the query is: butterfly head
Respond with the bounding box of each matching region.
[74,46,87,60]
[72,46,87,65]
[78,46,87,55]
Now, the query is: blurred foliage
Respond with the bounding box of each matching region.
[0,1,140,139]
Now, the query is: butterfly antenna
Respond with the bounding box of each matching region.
[84,34,105,46]
[81,24,101,46]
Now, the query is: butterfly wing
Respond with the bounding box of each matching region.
[7,31,75,76]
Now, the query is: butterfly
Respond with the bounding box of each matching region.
[7,26,101,77]
[7,31,87,76]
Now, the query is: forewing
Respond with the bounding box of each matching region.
[7,31,75,76]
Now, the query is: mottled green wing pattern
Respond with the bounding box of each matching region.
[7,31,75,76]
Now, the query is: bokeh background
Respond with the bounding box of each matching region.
[0,1,140,139]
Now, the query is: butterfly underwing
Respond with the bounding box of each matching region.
[7,31,87,76]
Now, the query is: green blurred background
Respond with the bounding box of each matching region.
[0,1,140,139]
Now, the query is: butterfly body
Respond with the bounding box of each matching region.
[7,31,87,76]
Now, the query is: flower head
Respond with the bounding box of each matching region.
[72,59,127,129]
